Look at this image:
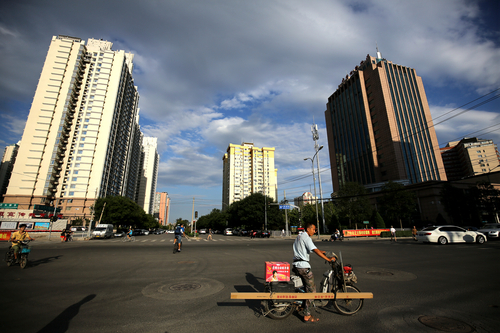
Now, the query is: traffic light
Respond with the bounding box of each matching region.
[195,211,198,219]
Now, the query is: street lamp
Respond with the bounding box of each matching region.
[304,145,323,239]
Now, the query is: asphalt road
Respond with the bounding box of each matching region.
[1,234,499,333]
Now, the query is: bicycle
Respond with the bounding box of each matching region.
[122,236,135,242]
[5,240,31,269]
[262,251,363,319]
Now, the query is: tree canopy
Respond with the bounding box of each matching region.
[94,196,159,229]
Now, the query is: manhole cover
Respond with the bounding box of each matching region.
[418,316,474,333]
[169,283,201,291]
[366,271,394,276]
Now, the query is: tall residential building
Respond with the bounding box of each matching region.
[325,50,446,192]
[0,142,20,202]
[222,142,277,209]
[4,35,142,220]
[154,192,170,226]
[441,137,500,181]
[137,137,159,214]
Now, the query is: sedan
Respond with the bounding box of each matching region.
[479,223,500,239]
[417,225,487,245]
[114,231,125,237]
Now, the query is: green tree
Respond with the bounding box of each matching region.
[197,208,228,231]
[370,209,385,228]
[227,193,280,230]
[378,181,417,229]
[335,182,371,228]
[94,196,145,228]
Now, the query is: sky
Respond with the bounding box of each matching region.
[0,0,499,222]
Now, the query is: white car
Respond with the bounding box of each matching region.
[417,225,487,245]
[479,223,500,239]
[224,228,233,236]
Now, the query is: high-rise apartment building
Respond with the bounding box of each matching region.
[0,143,20,202]
[325,50,446,192]
[154,192,170,226]
[222,142,277,209]
[137,137,159,214]
[4,35,144,220]
[441,137,500,181]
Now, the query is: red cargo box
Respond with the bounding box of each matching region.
[265,261,290,282]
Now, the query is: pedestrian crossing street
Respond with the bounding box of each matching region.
[113,237,281,243]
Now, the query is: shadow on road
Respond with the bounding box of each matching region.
[217,273,266,316]
[37,294,96,333]
[29,255,63,267]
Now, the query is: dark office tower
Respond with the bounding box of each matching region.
[325,50,447,192]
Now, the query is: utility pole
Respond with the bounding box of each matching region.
[191,197,195,235]
[312,123,326,234]
[284,190,288,236]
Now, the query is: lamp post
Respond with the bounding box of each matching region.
[304,145,323,239]
[315,144,326,234]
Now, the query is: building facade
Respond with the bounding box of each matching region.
[222,142,277,209]
[154,192,170,226]
[441,137,500,181]
[325,50,447,192]
[293,192,316,208]
[0,143,20,202]
[4,35,144,221]
[137,137,159,214]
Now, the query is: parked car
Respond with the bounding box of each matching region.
[257,230,270,238]
[416,225,487,245]
[153,229,165,234]
[166,230,174,234]
[71,226,87,232]
[114,231,125,237]
[199,229,207,234]
[132,229,142,236]
[479,223,500,239]
[240,230,249,236]
[224,228,233,236]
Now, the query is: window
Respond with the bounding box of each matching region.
[67,199,73,203]
[75,163,80,167]
[72,177,77,181]
[76,157,81,161]
[83,125,88,129]
[73,171,79,174]
[66,206,72,210]
[85,119,89,123]
[82,131,87,135]
[77,150,83,154]
[70,184,76,188]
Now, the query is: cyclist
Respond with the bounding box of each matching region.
[9,224,35,263]
[292,222,334,323]
[174,224,185,252]
[127,227,133,240]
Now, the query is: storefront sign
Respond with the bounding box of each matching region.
[0,231,12,241]
[0,222,18,230]
[0,203,18,209]
[34,222,50,230]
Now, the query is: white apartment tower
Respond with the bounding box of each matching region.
[222,142,277,209]
[137,137,159,214]
[4,35,142,219]
[0,143,20,202]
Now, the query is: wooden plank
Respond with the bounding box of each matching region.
[230,292,373,300]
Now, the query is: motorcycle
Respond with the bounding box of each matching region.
[261,252,363,319]
[5,240,31,269]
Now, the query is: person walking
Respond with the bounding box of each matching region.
[412,226,418,241]
[390,226,397,242]
[207,228,213,241]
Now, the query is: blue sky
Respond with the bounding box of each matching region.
[1,0,499,221]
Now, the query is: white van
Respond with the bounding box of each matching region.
[92,224,114,239]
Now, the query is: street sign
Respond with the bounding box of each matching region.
[279,205,290,209]
[363,221,369,224]
[0,203,18,209]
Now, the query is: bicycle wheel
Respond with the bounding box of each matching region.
[262,300,296,320]
[122,237,127,242]
[19,255,28,269]
[131,236,135,242]
[173,241,178,253]
[333,285,363,315]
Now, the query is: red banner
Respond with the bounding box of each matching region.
[343,229,390,237]
[0,231,12,241]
